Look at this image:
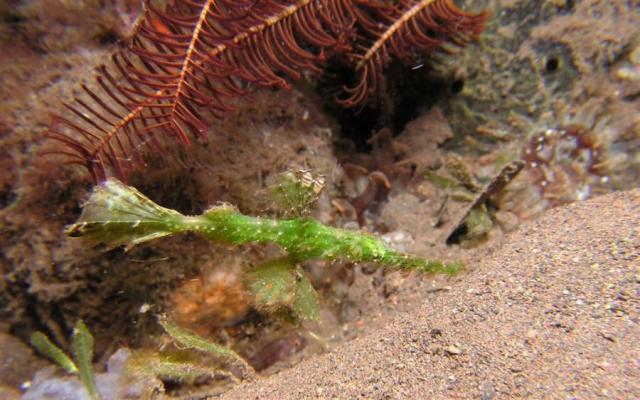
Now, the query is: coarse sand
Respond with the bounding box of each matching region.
[221,189,639,399]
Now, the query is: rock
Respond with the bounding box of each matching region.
[0,333,46,389]
[444,345,462,356]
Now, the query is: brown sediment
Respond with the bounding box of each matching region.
[221,189,640,399]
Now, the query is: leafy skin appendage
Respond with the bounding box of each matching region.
[45,0,487,181]
[160,318,254,377]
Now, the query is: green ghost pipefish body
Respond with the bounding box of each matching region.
[67,178,462,275]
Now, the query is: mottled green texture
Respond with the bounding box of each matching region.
[270,170,325,217]
[68,179,463,275]
[198,208,461,273]
[245,259,321,322]
[160,318,252,376]
[291,266,320,322]
[66,180,185,249]
[126,350,223,383]
[29,320,100,400]
[246,258,297,312]
[29,332,78,374]
[71,320,99,400]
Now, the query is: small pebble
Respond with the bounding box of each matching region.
[444,345,462,355]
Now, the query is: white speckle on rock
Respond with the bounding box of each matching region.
[380,231,414,253]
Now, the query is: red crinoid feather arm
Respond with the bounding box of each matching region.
[43,0,241,182]
[134,0,355,119]
[190,0,355,93]
[43,0,487,182]
[339,0,489,107]
[43,60,170,182]
[127,0,256,135]
[44,0,356,182]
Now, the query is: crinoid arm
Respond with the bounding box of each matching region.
[338,0,489,107]
[45,0,356,182]
[44,0,489,180]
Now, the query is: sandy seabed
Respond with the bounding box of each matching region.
[221,189,639,399]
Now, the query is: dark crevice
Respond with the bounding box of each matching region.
[545,57,560,73]
[320,61,457,154]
